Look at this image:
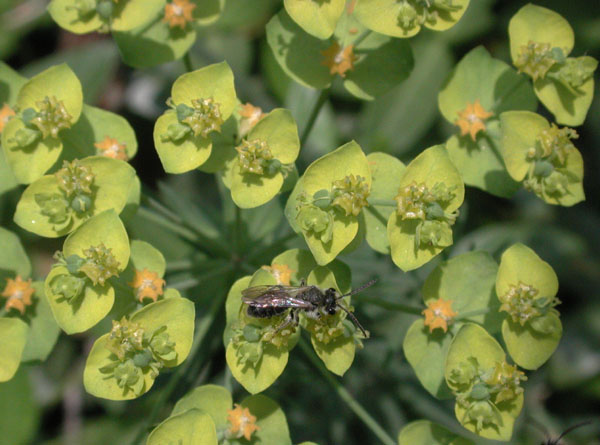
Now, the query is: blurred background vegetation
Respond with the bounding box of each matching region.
[0,0,599,444]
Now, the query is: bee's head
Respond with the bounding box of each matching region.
[324,288,338,315]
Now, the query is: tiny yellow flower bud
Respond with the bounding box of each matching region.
[321,42,358,78]
[94,136,128,160]
[128,269,166,303]
[422,298,458,333]
[163,0,196,29]
[1,275,35,315]
[227,404,260,441]
[454,99,493,141]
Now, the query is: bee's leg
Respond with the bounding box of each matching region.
[300,278,306,286]
[274,309,299,334]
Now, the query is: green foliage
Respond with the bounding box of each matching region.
[398,419,473,445]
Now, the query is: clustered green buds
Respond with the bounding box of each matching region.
[68,0,97,19]
[513,41,560,81]
[331,174,370,217]
[395,181,457,248]
[79,243,121,286]
[296,205,333,243]
[178,98,224,138]
[499,282,560,328]
[523,124,578,198]
[236,139,275,175]
[397,0,461,30]
[100,318,177,395]
[450,357,526,432]
[28,96,73,139]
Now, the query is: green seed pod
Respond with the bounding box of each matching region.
[70,194,92,213]
[96,0,114,20]
[13,127,41,147]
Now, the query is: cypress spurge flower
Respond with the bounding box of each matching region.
[163,0,196,29]
[239,103,265,138]
[154,62,237,174]
[0,103,15,133]
[2,276,35,315]
[321,42,358,78]
[422,298,457,333]
[454,100,493,141]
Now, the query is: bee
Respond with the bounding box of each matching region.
[540,420,592,445]
[241,279,376,337]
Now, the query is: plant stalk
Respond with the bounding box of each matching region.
[300,88,330,145]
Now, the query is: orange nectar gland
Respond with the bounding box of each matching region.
[2,276,35,315]
[128,269,166,303]
[239,103,265,136]
[261,264,293,286]
[94,136,128,161]
[454,100,493,142]
[422,298,458,333]
[163,0,196,29]
[227,404,260,441]
[0,103,15,133]
[321,41,358,78]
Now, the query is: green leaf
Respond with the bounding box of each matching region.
[286,141,371,265]
[502,315,561,371]
[61,104,138,160]
[364,152,405,254]
[0,61,27,105]
[508,4,574,65]
[284,0,345,39]
[240,394,292,445]
[48,0,104,35]
[113,16,197,69]
[226,342,289,395]
[2,117,63,185]
[403,319,455,399]
[129,240,166,278]
[21,281,61,362]
[422,251,502,333]
[398,419,474,445]
[387,145,464,271]
[0,148,18,195]
[354,0,470,38]
[0,317,28,382]
[230,108,299,209]
[45,266,115,334]
[172,384,233,430]
[0,227,31,282]
[131,297,195,367]
[147,409,217,445]
[109,0,166,31]
[266,10,333,90]
[224,276,253,346]
[343,32,414,101]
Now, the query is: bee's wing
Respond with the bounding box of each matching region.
[241,285,314,309]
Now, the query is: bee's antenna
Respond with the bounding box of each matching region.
[336,302,369,338]
[338,278,377,299]
[555,420,592,442]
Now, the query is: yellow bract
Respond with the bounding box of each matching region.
[227,403,260,441]
[128,268,166,303]
[163,0,196,29]
[1,275,35,315]
[320,42,358,78]
[454,99,493,141]
[94,136,128,161]
[261,264,293,286]
[422,298,457,333]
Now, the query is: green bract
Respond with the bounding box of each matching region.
[0,227,31,281]
[0,318,28,382]
[84,296,195,400]
[387,145,464,271]
[398,420,473,445]
[354,0,470,38]
[500,110,584,206]
[445,323,524,441]
[496,243,561,370]
[2,64,83,184]
[363,152,406,254]
[14,156,137,237]
[404,251,500,399]
[286,141,371,265]
[266,10,414,100]
[48,0,164,34]
[62,104,138,160]
[508,4,597,126]
[154,62,237,173]
[44,210,130,334]
[155,384,292,445]
[438,46,536,198]
[224,108,300,209]
[284,0,345,39]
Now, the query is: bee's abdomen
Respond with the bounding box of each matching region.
[247,305,287,318]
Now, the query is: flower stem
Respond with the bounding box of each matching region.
[183,52,194,73]
[353,294,423,315]
[300,88,330,146]
[298,338,396,445]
